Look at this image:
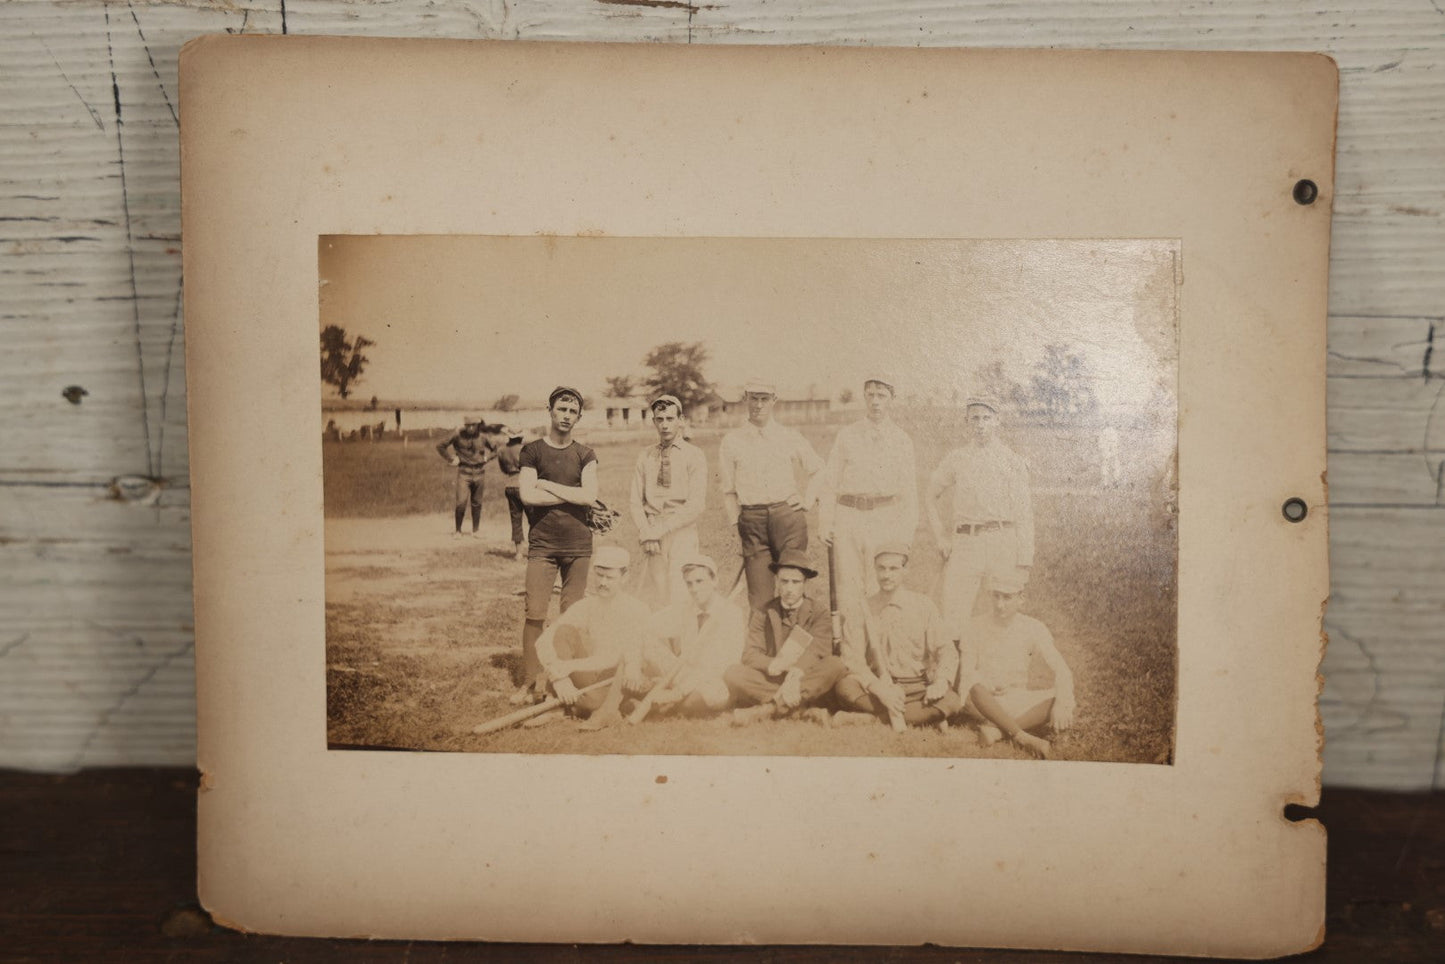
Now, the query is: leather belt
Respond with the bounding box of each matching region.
[836,493,897,511]
[955,521,1013,535]
[740,500,792,511]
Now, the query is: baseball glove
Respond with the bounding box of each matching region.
[586,500,622,534]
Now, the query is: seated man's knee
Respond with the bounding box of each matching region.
[697,679,731,711]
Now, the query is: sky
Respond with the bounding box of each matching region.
[318,236,1178,411]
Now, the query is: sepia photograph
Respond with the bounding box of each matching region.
[320,235,1178,763]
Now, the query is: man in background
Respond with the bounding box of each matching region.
[630,395,707,609]
[437,415,496,538]
[496,428,528,561]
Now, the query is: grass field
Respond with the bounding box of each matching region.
[324,411,1176,764]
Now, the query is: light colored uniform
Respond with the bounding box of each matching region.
[930,441,1033,636]
[535,592,652,715]
[957,611,1071,720]
[629,439,707,610]
[642,594,746,700]
[835,588,961,726]
[820,417,918,629]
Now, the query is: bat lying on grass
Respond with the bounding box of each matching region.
[471,675,614,736]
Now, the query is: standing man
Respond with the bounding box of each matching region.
[718,379,826,614]
[820,376,919,632]
[926,396,1034,641]
[629,395,707,609]
[533,547,652,721]
[437,415,497,538]
[956,568,1075,759]
[513,387,598,704]
[496,428,528,561]
[723,551,847,724]
[832,543,960,730]
[631,554,745,718]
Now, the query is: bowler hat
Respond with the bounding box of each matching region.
[768,550,818,579]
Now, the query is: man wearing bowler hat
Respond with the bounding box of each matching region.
[718,378,826,613]
[831,542,960,730]
[723,550,846,725]
[926,395,1034,642]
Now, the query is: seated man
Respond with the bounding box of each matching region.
[533,546,652,721]
[630,554,745,719]
[723,550,847,725]
[956,568,1076,758]
[832,542,961,731]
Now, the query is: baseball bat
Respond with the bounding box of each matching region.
[471,676,613,735]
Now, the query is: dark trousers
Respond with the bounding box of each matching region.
[504,485,526,544]
[724,654,846,709]
[835,675,962,727]
[519,555,590,687]
[454,472,483,531]
[736,502,808,613]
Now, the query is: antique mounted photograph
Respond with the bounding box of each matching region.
[320,234,1179,763]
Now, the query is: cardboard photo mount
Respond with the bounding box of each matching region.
[182,38,1334,957]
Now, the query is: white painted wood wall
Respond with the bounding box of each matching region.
[2,0,1441,789]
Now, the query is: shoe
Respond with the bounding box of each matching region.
[830,711,880,728]
[801,707,831,728]
[470,529,482,539]
[977,723,1003,747]
[513,546,526,561]
[508,684,543,707]
[730,705,775,727]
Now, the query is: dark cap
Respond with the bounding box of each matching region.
[548,386,584,410]
[768,549,819,580]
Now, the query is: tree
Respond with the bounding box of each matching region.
[641,341,713,415]
[320,325,374,399]
[838,387,854,405]
[494,393,520,412]
[1027,343,1098,425]
[605,375,637,400]
[972,360,1021,412]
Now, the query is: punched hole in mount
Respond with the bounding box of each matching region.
[1292,179,1318,205]
[1282,498,1308,523]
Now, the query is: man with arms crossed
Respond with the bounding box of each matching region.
[718,379,826,614]
[533,547,651,721]
[957,567,1075,759]
[723,551,846,725]
[630,554,744,718]
[926,396,1034,640]
[820,376,918,632]
[831,543,960,730]
[513,386,599,704]
[437,415,497,538]
[629,394,707,609]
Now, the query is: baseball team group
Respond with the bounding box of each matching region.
[437,377,1076,757]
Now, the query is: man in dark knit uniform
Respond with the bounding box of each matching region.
[512,387,598,705]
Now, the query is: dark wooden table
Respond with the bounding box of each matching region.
[2,770,1441,962]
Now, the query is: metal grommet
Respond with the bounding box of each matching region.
[1292,179,1318,205]
[1282,497,1308,523]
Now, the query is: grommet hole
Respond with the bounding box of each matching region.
[1292,179,1318,205]
[1282,498,1308,523]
